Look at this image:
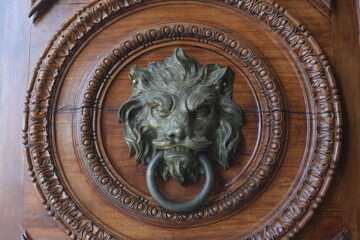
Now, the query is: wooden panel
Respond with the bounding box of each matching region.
[1,0,356,239]
[25,4,93,239]
[0,0,29,239]
[332,0,360,239]
[307,0,332,17]
[22,0,341,239]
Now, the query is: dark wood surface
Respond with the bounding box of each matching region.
[332,0,360,239]
[0,0,358,239]
[307,0,332,17]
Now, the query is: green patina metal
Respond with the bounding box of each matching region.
[118,48,243,211]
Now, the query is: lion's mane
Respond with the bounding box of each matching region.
[119,48,243,181]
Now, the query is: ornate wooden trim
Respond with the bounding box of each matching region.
[333,232,347,240]
[78,23,287,224]
[332,227,350,240]
[23,0,342,239]
[307,0,332,17]
[29,0,56,20]
[22,231,33,240]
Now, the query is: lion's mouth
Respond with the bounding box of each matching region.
[152,138,212,152]
[152,142,208,183]
[163,146,189,152]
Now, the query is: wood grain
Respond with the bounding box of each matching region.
[332,0,360,239]
[307,0,332,17]
[0,0,30,238]
[22,0,342,239]
[1,0,358,239]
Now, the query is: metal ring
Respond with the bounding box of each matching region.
[146,151,214,212]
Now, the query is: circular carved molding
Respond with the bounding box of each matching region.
[77,23,287,224]
[23,0,342,239]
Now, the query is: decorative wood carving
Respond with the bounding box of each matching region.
[307,0,332,17]
[23,0,342,239]
[333,231,347,240]
[22,231,33,240]
[29,0,56,20]
[78,23,287,224]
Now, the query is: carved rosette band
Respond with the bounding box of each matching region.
[23,0,341,239]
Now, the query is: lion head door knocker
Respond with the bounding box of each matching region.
[119,48,243,212]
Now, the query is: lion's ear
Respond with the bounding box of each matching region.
[129,65,141,85]
[221,67,234,98]
[205,65,234,97]
[129,65,149,88]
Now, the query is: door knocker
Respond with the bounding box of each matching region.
[118,48,243,212]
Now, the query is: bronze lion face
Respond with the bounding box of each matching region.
[119,48,242,184]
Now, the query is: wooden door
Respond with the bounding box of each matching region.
[0,0,359,239]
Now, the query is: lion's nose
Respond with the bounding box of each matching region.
[167,128,182,140]
[166,114,189,141]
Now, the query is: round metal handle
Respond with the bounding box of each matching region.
[146,151,214,212]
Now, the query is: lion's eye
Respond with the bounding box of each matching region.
[193,105,211,119]
[153,106,170,119]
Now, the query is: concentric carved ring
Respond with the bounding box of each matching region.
[77,23,287,224]
[23,0,341,239]
[146,151,214,213]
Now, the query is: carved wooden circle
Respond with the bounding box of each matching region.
[76,23,287,224]
[23,0,342,239]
